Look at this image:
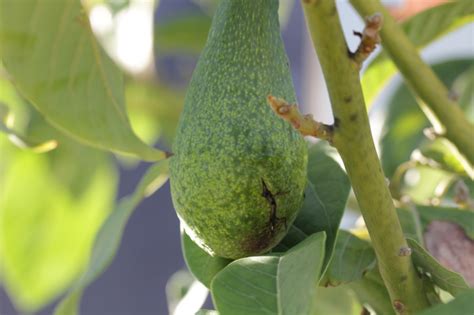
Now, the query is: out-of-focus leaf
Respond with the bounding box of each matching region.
[125,80,184,146]
[416,289,474,315]
[0,0,166,161]
[362,1,474,106]
[312,286,362,315]
[415,205,474,239]
[408,238,470,296]
[181,230,232,288]
[349,269,395,315]
[323,230,376,286]
[276,143,350,271]
[166,270,209,315]
[211,232,326,315]
[196,310,219,315]
[155,15,211,54]
[0,142,117,312]
[381,60,471,178]
[54,160,170,315]
[397,207,424,244]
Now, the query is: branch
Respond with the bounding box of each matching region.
[350,0,474,168]
[267,95,333,142]
[301,0,429,313]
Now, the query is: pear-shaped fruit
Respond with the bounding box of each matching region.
[170,0,308,259]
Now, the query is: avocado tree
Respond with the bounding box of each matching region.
[0,0,473,314]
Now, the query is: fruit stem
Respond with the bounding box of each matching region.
[350,0,474,168]
[301,0,430,313]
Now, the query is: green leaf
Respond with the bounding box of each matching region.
[0,141,117,312]
[211,232,326,315]
[54,160,170,315]
[0,0,166,161]
[276,143,350,271]
[323,230,376,286]
[416,205,474,239]
[362,1,474,106]
[349,269,395,315]
[181,230,232,288]
[408,238,469,296]
[196,310,219,315]
[311,286,362,315]
[397,208,424,244]
[416,289,474,315]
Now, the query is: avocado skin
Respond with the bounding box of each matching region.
[170,0,307,259]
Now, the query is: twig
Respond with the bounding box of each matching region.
[267,95,333,142]
[351,13,383,67]
[301,0,429,313]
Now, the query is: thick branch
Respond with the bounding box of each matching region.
[267,95,333,141]
[350,0,474,168]
[301,0,429,313]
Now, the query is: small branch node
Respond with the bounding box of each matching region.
[351,12,383,67]
[267,95,333,142]
[393,300,405,313]
[398,247,412,257]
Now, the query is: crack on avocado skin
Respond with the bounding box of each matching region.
[261,178,288,234]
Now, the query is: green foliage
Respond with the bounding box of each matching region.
[211,232,326,315]
[311,286,362,315]
[361,0,474,106]
[54,161,170,315]
[408,239,470,296]
[0,0,165,160]
[416,289,474,315]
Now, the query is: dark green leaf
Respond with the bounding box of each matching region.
[276,143,350,271]
[181,230,232,288]
[408,238,469,296]
[0,0,166,160]
[323,230,376,286]
[416,289,474,315]
[54,160,170,315]
[211,232,326,315]
[362,1,474,106]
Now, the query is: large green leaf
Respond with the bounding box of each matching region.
[211,232,326,315]
[54,160,170,315]
[0,0,166,161]
[181,230,232,288]
[276,143,350,271]
[362,0,474,106]
[0,138,117,312]
[416,289,474,315]
[323,230,376,286]
[408,238,470,296]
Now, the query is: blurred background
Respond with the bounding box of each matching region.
[0,0,472,314]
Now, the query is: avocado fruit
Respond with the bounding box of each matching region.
[170,0,308,259]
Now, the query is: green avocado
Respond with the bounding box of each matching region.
[170,0,308,259]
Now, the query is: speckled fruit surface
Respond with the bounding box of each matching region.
[170,0,308,259]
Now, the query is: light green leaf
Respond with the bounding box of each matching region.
[0,0,166,161]
[362,1,474,107]
[196,310,219,315]
[54,160,170,315]
[323,230,376,286]
[416,289,474,315]
[0,142,117,312]
[408,238,469,296]
[276,143,350,271]
[397,208,424,244]
[211,232,326,315]
[312,286,362,315]
[181,230,232,288]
